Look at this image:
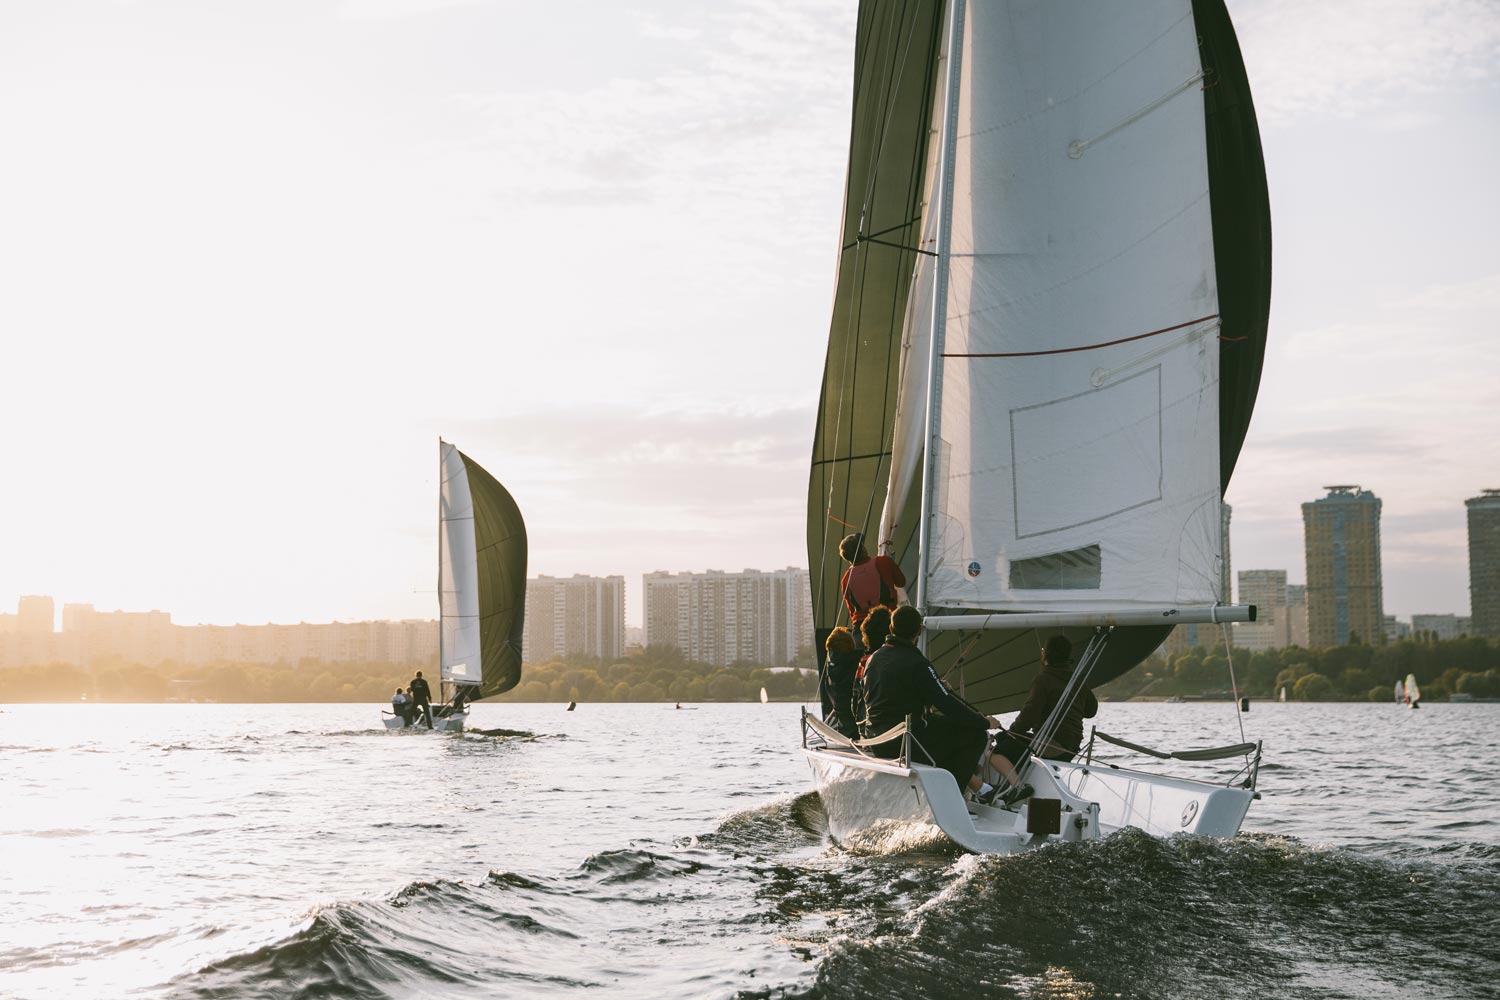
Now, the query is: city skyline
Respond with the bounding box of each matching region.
[2,1,1497,629]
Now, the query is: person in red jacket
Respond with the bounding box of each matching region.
[837,533,906,634]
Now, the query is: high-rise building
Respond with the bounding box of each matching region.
[1468,489,1500,638]
[1383,615,1410,642]
[1285,584,1308,647]
[17,595,54,634]
[522,574,626,663]
[1302,486,1384,647]
[1234,569,1289,651]
[643,568,812,668]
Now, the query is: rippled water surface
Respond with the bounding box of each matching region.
[2,701,1498,999]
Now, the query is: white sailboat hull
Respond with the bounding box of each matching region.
[805,747,1253,855]
[381,710,468,733]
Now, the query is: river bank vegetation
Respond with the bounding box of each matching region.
[2,636,1495,704]
[1097,635,1500,702]
[0,644,819,704]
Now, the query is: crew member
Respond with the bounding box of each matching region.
[837,533,906,633]
[820,627,863,739]
[391,687,411,727]
[984,635,1098,804]
[860,606,993,793]
[409,670,433,728]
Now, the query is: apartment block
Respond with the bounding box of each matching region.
[1285,584,1308,647]
[1468,489,1500,638]
[1233,569,1289,651]
[1302,486,1384,647]
[643,567,813,668]
[522,574,626,663]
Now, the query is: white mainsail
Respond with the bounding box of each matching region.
[887,1,1226,614]
[439,440,483,689]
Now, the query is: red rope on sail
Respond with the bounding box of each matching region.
[942,313,1219,359]
[826,511,860,529]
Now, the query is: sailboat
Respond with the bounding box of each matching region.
[1394,679,1404,705]
[1279,686,1287,703]
[802,0,1270,853]
[1404,674,1421,710]
[383,440,527,732]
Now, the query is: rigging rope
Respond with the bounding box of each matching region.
[942,313,1218,359]
[1220,623,1247,745]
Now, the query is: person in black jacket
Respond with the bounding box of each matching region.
[409,671,433,728]
[860,606,995,793]
[819,627,863,739]
[984,635,1098,801]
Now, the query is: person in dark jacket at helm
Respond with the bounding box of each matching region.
[819,627,863,740]
[409,670,433,728]
[860,606,996,793]
[983,635,1098,804]
[837,533,906,634]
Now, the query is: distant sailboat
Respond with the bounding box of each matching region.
[1404,674,1422,710]
[1278,686,1287,703]
[384,440,527,732]
[802,0,1271,854]
[1394,680,1404,704]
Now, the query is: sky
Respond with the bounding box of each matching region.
[1,0,1496,628]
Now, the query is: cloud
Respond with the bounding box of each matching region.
[1230,0,1500,123]
[444,403,817,586]
[338,0,486,19]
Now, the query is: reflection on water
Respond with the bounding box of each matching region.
[1,702,1497,999]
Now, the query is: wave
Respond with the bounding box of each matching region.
[158,794,1500,1000]
[798,830,1500,1000]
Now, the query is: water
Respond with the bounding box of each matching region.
[2,701,1497,999]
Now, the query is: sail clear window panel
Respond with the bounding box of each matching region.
[1009,544,1102,590]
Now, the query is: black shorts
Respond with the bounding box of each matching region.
[990,730,1033,766]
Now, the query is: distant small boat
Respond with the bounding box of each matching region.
[1404,674,1422,710]
[1278,686,1286,703]
[1166,696,1185,704]
[759,687,769,704]
[567,701,577,712]
[1394,680,1404,704]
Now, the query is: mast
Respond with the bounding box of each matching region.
[915,0,966,619]
[437,437,446,704]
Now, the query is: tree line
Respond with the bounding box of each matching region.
[1095,635,1500,702]
[0,644,819,704]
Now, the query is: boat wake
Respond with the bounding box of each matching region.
[161,800,1500,1000]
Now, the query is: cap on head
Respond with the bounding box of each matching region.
[1044,635,1072,664]
[838,533,865,562]
[891,605,923,639]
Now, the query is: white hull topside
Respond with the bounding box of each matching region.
[805,747,1253,855]
[382,710,468,733]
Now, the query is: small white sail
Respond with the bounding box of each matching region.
[439,442,483,688]
[1279,686,1286,703]
[1394,680,1404,704]
[1405,674,1421,706]
[760,687,769,704]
